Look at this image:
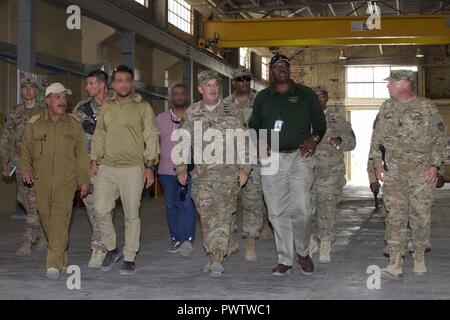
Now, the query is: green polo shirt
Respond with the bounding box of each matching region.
[249,81,326,150]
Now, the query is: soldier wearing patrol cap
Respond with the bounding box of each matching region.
[0,77,46,256]
[21,82,90,280]
[223,67,269,262]
[309,85,356,264]
[175,70,251,277]
[72,70,109,268]
[369,70,447,279]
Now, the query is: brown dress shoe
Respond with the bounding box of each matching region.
[297,255,314,275]
[271,264,292,276]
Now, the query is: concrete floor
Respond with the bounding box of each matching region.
[1,186,449,300]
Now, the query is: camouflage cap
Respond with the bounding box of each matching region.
[20,77,38,87]
[384,70,415,82]
[231,67,252,79]
[198,70,221,84]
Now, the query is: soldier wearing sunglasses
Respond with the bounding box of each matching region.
[223,67,270,262]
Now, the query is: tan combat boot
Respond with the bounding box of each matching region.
[244,236,257,262]
[260,221,274,240]
[227,232,240,256]
[89,248,107,268]
[319,240,332,264]
[412,250,427,276]
[382,252,403,279]
[210,250,225,277]
[16,240,32,256]
[309,235,319,257]
[201,259,212,273]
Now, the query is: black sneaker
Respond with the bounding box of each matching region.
[120,261,136,276]
[101,248,123,272]
[166,240,181,253]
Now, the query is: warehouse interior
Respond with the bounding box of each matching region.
[0,0,450,300]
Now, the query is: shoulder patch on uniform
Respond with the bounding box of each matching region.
[28,114,41,124]
[68,113,81,122]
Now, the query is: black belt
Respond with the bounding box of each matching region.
[279,148,298,154]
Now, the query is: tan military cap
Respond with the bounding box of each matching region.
[384,70,415,81]
[231,67,252,80]
[198,70,221,84]
[20,77,38,88]
[45,82,72,97]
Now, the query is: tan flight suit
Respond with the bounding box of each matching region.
[21,111,90,271]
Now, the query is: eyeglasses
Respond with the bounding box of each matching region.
[235,76,252,82]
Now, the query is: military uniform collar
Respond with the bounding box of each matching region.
[200,99,222,112]
[43,111,69,122]
[231,91,255,104]
[110,92,142,104]
[268,80,298,96]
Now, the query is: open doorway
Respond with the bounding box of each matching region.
[347,109,379,186]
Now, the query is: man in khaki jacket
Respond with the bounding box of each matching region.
[21,82,90,280]
[91,65,159,276]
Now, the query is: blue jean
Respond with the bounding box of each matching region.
[159,174,196,242]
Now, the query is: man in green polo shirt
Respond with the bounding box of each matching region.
[249,54,326,276]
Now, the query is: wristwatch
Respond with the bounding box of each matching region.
[312,135,320,143]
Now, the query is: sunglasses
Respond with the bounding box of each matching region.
[235,76,252,82]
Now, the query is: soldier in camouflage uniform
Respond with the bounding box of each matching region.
[175,70,251,277]
[0,78,46,256]
[369,70,447,279]
[72,70,109,268]
[309,86,356,263]
[223,67,267,262]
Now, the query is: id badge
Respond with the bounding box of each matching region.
[274,120,284,132]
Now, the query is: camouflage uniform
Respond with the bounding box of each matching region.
[72,98,106,252]
[175,73,251,262]
[0,100,46,249]
[223,90,264,238]
[311,107,356,242]
[369,88,447,259]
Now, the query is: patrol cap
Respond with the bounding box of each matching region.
[231,67,252,80]
[384,70,415,82]
[20,77,38,88]
[198,70,221,84]
[45,82,73,97]
[270,54,290,68]
[312,85,328,99]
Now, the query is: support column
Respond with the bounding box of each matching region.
[153,0,168,29]
[182,58,193,105]
[122,31,135,69]
[17,0,36,72]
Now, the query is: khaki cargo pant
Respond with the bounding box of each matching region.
[34,179,77,271]
[94,165,144,262]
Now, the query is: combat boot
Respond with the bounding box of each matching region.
[16,239,32,256]
[227,232,240,256]
[319,240,332,264]
[382,252,403,279]
[35,237,47,252]
[412,250,427,276]
[260,221,274,240]
[89,248,107,268]
[244,236,257,262]
[210,250,225,277]
[201,259,212,273]
[309,235,319,256]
